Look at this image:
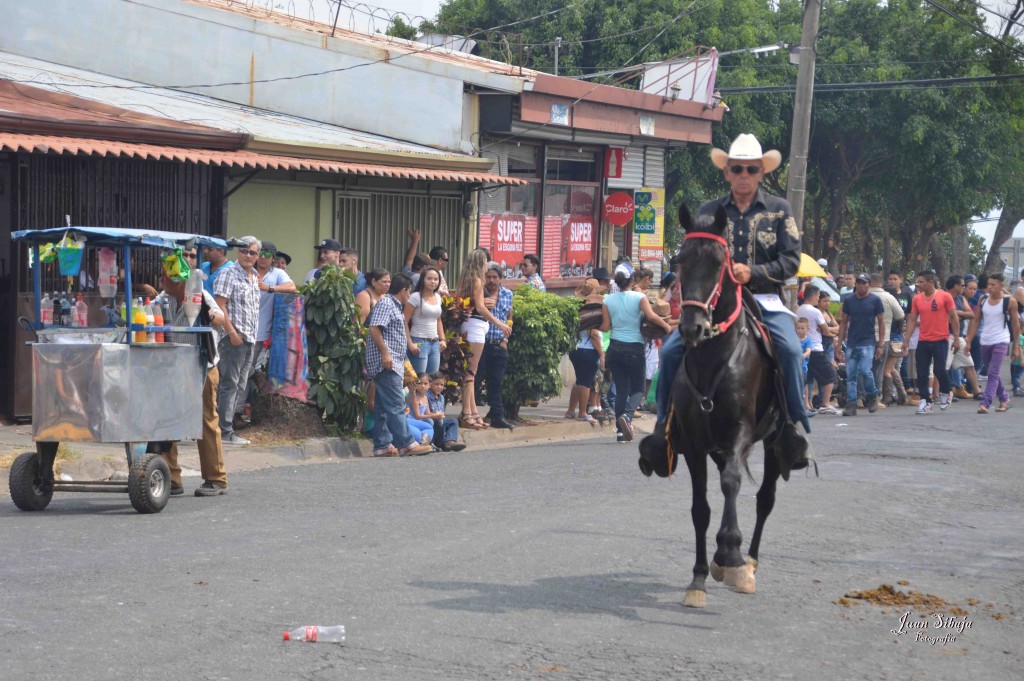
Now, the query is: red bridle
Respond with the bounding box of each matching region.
[677,231,743,337]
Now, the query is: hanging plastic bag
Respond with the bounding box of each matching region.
[56,232,86,276]
[162,247,191,282]
[39,242,58,264]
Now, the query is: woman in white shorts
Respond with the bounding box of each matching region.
[457,250,511,429]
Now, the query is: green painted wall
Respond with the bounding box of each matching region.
[226,182,318,279]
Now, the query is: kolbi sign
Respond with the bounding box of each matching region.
[602,192,634,226]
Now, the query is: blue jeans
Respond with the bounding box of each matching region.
[432,417,459,444]
[409,337,441,376]
[657,306,810,432]
[406,415,435,444]
[372,370,416,451]
[846,344,879,403]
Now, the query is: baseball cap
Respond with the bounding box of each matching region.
[316,238,343,252]
[260,241,277,256]
[963,273,977,282]
[816,257,828,268]
[855,273,870,283]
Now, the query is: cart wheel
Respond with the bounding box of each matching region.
[9,452,54,511]
[128,453,171,514]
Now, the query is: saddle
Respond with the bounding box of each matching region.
[738,287,791,429]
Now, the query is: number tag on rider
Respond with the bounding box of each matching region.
[753,294,797,318]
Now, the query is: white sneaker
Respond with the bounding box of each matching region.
[939,393,950,410]
[916,401,933,415]
[818,406,843,416]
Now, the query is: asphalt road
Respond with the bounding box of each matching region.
[2,399,1022,681]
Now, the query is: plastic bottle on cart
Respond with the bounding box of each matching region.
[97,247,118,299]
[143,297,156,341]
[133,298,148,343]
[52,292,62,327]
[59,294,72,327]
[283,625,345,643]
[120,299,127,324]
[73,293,89,327]
[152,299,165,343]
[40,292,53,327]
[183,269,205,326]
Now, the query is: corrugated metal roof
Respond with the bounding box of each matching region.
[0,132,527,185]
[188,0,539,82]
[0,52,472,159]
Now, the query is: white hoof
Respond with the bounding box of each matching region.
[710,560,725,582]
[682,589,707,608]
[723,564,756,593]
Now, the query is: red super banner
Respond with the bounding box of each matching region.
[490,214,526,266]
[560,215,594,276]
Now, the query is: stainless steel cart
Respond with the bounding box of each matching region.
[9,227,226,514]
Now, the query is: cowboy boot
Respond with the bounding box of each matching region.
[776,421,814,482]
[892,373,908,405]
[638,419,677,478]
[881,376,895,405]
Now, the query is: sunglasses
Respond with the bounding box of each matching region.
[237,248,258,256]
[259,251,275,258]
[729,165,762,175]
[438,257,449,262]
[183,252,197,259]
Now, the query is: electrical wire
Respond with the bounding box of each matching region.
[0,1,582,91]
[922,0,1024,59]
[717,71,1024,95]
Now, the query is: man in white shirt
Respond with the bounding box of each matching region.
[868,272,905,401]
[797,285,840,415]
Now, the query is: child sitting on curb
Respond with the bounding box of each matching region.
[420,372,465,452]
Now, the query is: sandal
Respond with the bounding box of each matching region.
[373,445,400,457]
[471,412,491,428]
[564,411,577,419]
[460,413,484,430]
[996,401,1012,412]
[578,414,598,426]
[977,405,989,414]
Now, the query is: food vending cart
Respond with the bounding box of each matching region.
[8,227,226,514]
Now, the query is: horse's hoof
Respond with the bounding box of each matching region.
[682,589,707,608]
[638,457,653,477]
[710,560,724,583]
[747,556,759,574]
[724,564,757,593]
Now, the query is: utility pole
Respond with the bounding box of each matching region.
[554,37,562,76]
[785,0,822,231]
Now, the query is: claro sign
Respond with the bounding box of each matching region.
[602,192,635,226]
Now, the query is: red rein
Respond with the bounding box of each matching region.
[679,231,743,336]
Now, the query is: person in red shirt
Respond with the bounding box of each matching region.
[903,270,961,413]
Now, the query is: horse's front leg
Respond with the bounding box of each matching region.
[747,433,783,570]
[710,444,756,594]
[681,449,711,608]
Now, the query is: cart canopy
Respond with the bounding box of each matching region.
[12,226,228,250]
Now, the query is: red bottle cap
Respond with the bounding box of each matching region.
[283,631,290,641]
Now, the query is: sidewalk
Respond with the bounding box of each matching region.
[0,387,652,487]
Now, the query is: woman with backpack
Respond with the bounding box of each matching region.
[965,273,1021,413]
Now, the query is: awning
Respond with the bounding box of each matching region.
[0,132,527,186]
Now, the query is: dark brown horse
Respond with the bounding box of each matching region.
[641,203,788,608]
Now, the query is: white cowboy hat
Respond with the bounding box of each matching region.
[710,133,782,173]
[816,257,828,268]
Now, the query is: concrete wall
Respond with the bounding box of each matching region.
[226,182,317,278]
[1,0,499,152]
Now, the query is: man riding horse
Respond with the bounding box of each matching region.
[642,133,812,478]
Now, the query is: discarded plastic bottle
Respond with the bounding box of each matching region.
[282,625,345,643]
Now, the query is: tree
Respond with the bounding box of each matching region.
[385,16,419,40]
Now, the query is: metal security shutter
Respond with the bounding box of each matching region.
[607,146,644,189]
[336,191,463,276]
[644,147,666,188]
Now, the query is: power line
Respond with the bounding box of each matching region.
[717,71,1024,95]
[922,0,1024,59]
[0,2,582,92]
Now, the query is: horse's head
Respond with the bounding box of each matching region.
[673,203,733,348]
